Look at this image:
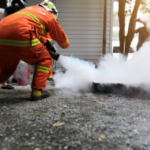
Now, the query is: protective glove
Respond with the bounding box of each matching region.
[44,40,56,53]
[44,40,60,61]
[49,51,60,61]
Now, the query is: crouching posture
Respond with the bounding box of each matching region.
[0,0,69,101]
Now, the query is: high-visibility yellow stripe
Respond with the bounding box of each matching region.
[36,69,49,73]
[0,39,40,47]
[36,66,50,71]
[45,2,54,9]
[59,39,69,46]
[16,12,45,35]
[47,38,52,42]
[35,65,50,73]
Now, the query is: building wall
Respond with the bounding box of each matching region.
[106,0,113,53]
[56,0,104,64]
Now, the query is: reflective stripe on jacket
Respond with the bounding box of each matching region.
[0,39,40,47]
[16,11,45,35]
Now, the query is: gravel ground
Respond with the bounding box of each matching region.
[0,79,150,150]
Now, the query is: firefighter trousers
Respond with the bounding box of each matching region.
[0,43,52,89]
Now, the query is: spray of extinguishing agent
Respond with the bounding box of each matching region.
[46,35,150,95]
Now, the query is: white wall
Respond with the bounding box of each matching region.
[55,0,104,69]
[106,0,113,53]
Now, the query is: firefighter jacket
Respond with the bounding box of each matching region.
[0,5,69,49]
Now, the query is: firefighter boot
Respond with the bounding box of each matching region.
[31,89,50,101]
[47,76,53,81]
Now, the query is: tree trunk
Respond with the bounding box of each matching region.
[118,0,126,54]
[125,0,142,56]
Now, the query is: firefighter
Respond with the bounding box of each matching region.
[0,0,27,89]
[48,65,53,80]
[5,0,28,84]
[45,33,54,81]
[4,0,27,17]
[0,0,70,101]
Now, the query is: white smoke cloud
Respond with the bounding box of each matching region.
[95,41,150,85]
[54,55,96,91]
[53,14,150,92]
[53,40,150,92]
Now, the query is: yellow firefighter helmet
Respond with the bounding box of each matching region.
[39,0,58,19]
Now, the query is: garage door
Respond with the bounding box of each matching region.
[55,0,105,69]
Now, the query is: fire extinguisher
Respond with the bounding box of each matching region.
[16,60,28,85]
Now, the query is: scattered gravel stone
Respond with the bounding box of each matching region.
[34,148,40,150]
[31,137,35,140]
[0,80,150,149]
[25,133,29,137]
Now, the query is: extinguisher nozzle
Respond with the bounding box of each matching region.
[49,51,60,61]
